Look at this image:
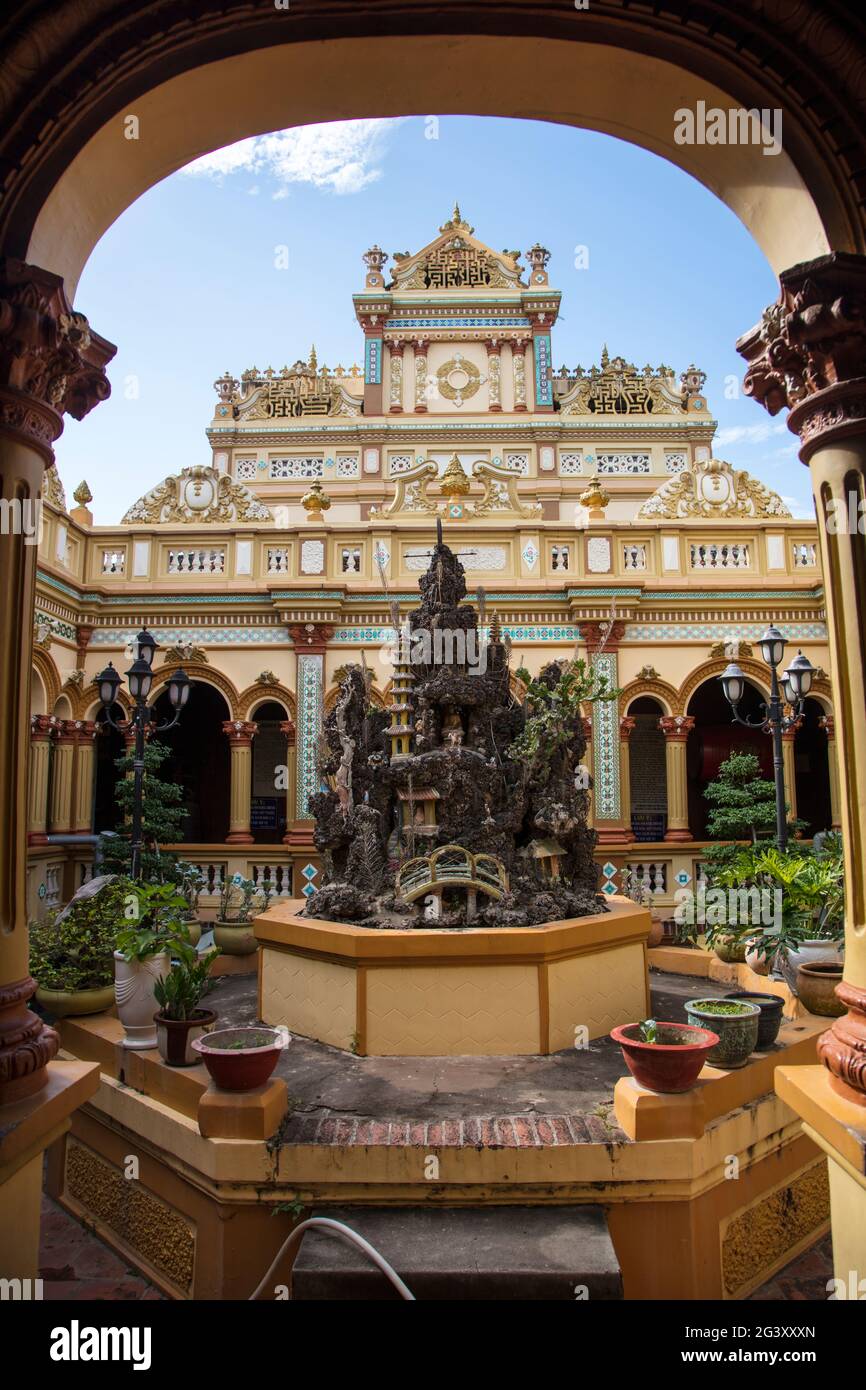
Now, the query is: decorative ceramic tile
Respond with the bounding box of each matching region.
[296,654,324,819]
[591,651,620,820]
[521,541,539,570]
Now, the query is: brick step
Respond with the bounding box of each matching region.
[291,1205,622,1301]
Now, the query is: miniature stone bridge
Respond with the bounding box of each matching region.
[396,845,509,920]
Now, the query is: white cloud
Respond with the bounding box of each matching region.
[714,421,787,447]
[182,119,402,196]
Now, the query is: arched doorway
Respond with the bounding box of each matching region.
[686,676,768,841]
[794,698,832,838]
[250,699,292,845]
[151,682,230,844]
[93,704,125,834]
[626,697,668,842]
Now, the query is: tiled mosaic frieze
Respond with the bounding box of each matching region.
[296,652,324,819]
[332,625,580,644]
[89,626,294,646]
[624,623,827,642]
[34,609,76,642]
[591,651,620,821]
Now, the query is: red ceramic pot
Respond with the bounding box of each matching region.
[192,1025,290,1091]
[610,1021,720,1094]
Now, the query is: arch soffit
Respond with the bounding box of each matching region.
[31,648,62,713]
[150,662,238,718]
[680,658,771,715]
[619,679,679,718]
[240,683,297,722]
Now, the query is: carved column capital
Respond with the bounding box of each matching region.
[580,716,593,740]
[819,714,836,739]
[30,713,53,741]
[0,259,114,466]
[738,252,866,463]
[222,719,257,746]
[279,719,296,747]
[582,620,626,655]
[659,715,695,740]
[288,623,334,653]
[619,715,636,740]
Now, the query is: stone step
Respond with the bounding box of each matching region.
[291,1205,623,1300]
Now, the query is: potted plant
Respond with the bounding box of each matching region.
[29,875,133,1017]
[213,875,272,956]
[620,867,663,949]
[724,990,784,1048]
[610,1018,720,1093]
[114,882,192,1050]
[175,862,206,947]
[703,923,748,965]
[192,1024,290,1091]
[795,961,846,1017]
[684,997,761,1068]
[153,938,219,1065]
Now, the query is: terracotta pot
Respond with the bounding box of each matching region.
[684,998,760,1069]
[113,950,170,1049]
[744,936,771,977]
[712,935,748,965]
[795,961,845,1017]
[155,1008,217,1066]
[610,1021,720,1094]
[35,983,115,1018]
[212,919,257,956]
[786,939,844,973]
[725,991,784,1049]
[647,913,664,949]
[192,1025,289,1091]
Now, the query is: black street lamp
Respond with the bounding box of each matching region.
[96,628,191,879]
[718,626,814,850]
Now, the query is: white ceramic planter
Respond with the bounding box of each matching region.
[114,950,170,1049]
[786,939,844,973]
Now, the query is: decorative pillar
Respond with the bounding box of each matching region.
[819,715,842,829]
[619,716,636,840]
[531,321,554,411]
[781,722,800,824]
[659,716,695,842]
[413,339,428,413]
[362,327,384,415]
[71,721,98,833]
[388,340,404,413]
[582,621,629,844]
[739,253,866,1113]
[48,719,76,834]
[280,720,297,846]
[222,720,257,846]
[27,715,53,846]
[485,340,502,412]
[0,260,110,1279]
[286,624,333,861]
[511,337,528,411]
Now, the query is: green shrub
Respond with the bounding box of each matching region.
[29,876,138,992]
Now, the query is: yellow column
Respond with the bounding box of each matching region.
[781,724,799,823]
[280,720,297,845]
[0,262,111,1276]
[820,715,842,830]
[71,720,97,833]
[27,715,53,846]
[48,720,76,834]
[223,720,256,845]
[619,716,635,839]
[660,715,695,843]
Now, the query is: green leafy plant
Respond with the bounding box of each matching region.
[29,876,138,992]
[217,874,272,924]
[638,1018,658,1044]
[153,940,219,1021]
[175,862,207,918]
[115,881,193,962]
[508,659,618,774]
[703,751,780,844]
[99,740,187,882]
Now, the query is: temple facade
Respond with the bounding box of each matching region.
[28,208,834,919]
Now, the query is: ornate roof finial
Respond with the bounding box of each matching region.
[301,479,331,523]
[73,480,93,505]
[309,344,318,372]
[438,454,471,498]
[579,476,610,519]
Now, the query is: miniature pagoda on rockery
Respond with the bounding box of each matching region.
[305,525,615,929]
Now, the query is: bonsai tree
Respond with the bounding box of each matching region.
[704,752,779,843]
[30,875,139,995]
[99,740,187,882]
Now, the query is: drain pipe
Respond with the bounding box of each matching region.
[249,1217,415,1301]
[45,832,110,872]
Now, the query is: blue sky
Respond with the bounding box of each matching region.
[53,115,812,523]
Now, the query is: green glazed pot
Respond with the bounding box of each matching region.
[712,935,748,965]
[684,998,760,1069]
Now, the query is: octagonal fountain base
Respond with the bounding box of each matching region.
[254,896,651,1057]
